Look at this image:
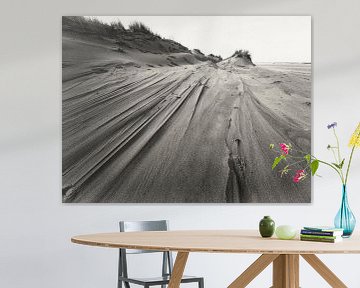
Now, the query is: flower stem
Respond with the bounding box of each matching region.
[333,128,345,181]
[285,159,307,168]
[333,128,342,163]
[330,148,338,164]
[273,144,345,183]
[317,159,344,184]
[282,149,343,181]
[345,146,356,185]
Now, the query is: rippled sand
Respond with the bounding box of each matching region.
[62,37,311,203]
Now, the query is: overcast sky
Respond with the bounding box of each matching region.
[92,16,311,63]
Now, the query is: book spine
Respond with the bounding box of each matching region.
[300,234,337,240]
[301,230,336,236]
[300,237,337,243]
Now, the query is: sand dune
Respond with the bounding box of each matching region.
[62,17,311,203]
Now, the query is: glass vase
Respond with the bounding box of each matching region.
[334,185,356,237]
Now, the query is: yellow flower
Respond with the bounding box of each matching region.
[349,122,360,147]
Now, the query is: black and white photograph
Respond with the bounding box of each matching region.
[62,16,312,203]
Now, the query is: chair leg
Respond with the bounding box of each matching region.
[198,278,204,288]
[161,252,168,288]
[118,249,122,288]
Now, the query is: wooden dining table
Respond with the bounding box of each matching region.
[71,230,360,288]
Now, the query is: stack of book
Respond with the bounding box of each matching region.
[300,226,344,243]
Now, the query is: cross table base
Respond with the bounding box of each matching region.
[168,252,348,288]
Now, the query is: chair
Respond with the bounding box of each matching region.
[118,220,204,288]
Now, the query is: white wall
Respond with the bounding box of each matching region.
[1,0,360,287]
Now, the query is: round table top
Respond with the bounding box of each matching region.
[71,230,360,254]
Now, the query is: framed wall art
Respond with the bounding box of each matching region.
[62,16,311,203]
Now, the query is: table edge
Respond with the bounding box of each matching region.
[71,237,360,255]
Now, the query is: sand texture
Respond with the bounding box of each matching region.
[62,18,311,203]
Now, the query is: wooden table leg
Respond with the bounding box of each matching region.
[228,254,279,288]
[288,255,299,288]
[168,252,189,288]
[272,254,299,288]
[301,254,347,288]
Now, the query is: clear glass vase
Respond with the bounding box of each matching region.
[334,185,356,237]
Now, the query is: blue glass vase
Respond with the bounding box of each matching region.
[334,185,356,237]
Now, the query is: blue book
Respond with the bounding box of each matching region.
[302,226,343,236]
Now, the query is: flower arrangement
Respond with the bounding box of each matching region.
[270,122,360,185]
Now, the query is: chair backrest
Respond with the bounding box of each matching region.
[120,220,168,232]
[119,220,169,254]
[118,220,174,283]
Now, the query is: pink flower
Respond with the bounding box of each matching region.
[279,143,289,155]
[293,169,306,183]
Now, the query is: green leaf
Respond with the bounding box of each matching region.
[332,162,341,169]
[272,155,285,170]
[339,158,345,169]
[269,144,275,149]
[310,160,319,176]
[304,154,311,164]
[332,159,345,169]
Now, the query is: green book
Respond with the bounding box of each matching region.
[300,236,342,243]
[300,234,339,240]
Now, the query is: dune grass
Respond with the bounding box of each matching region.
[232,49,252,61]
[63,16,160,37]
[63,16,192,54]
[63,16,110,34]
[128,21,154,34]
[110,20,125,31]
[193,49,205,55]
[208,53,223,61]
